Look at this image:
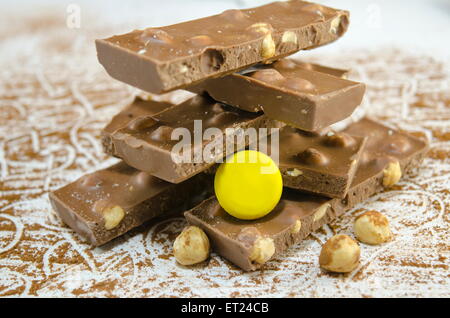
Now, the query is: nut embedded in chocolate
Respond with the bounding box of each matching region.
[282,78,315,92]
[250,69,285,84]
[127,116,158,131]
[140,28,173,45]
[323,132,355,148]
[249,237,275,265]
[261,33,276,59]
[382,160,402,187]
[102,205,125,230]
[149,125,174,142]
[296,147,329,166]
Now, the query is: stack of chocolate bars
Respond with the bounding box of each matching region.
[49,1,428,271]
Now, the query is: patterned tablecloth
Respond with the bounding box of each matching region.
[0,4,448,297]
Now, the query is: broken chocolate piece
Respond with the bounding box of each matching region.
[185,118,428,271]
[96,1,349,93]
[190,58,364,131]
[105,95,283,183]
[49,162,213,246]
[101,96,174,154]
[279,128,366,198]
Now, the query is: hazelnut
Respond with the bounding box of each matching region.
[319,234,360,273]
[329,16,341,35]
[313,203,330,222]
[323,133,355,148]
[297,148,329,166]
[249,237,275,264]
[290,220,302,234]
[102,205,125,230]
[281,31,298,44]
[250,69,284,83]
[354,211,392,245]
[261,33,276,59]
[127,116,157,131]
[173,226,210,265]
[247,22,272,35]
[286,168,303,177]
[382,160,402,187]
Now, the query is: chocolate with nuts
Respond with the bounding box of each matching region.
[185,118,428,271]
[105,95,283,183]
[101,96,174,154]
[191,59,364,131]
[49,162,213,246]
[96,1,349,93]
[278,127,367,198]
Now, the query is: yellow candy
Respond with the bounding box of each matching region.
[214,150,282,220]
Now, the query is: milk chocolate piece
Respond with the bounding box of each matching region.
[191,59,364,131]
[105,95,283,183]
[279,128,366,198]
[96,1,349,94]
[185,118,428,271]
[49,162,213,246]
[102,97,174,154]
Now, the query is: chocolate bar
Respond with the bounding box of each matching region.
[185,118,428,271]
[49,162,213,246]
[96,1,349,94]
[102,97,174,154]
[278,127,367,198]
[191,59,363,131]
[105,95,283,183]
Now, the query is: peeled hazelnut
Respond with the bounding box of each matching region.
[281,31,298,44]
[247,22,272,35]
[354,211,392,245]
[140,28,173,45]
[382,160,402,187]
[173,226,210,265]
[283,78,315,92]
[249,237,275,264]
[261,33,276,59]
[102,205,125,230]
[319,234,360,273]
[274,59,297,69]
[329,16,341,35]
[127,116,157,131]
[313,203,330,222]
[290,220,302,234]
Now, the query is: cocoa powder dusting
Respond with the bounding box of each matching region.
[0,6,448,297]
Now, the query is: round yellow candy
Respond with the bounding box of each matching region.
[214,150,282,220]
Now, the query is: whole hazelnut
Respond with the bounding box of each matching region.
[261,33,276,59]
[102,205,125,230]
[354,211,392,245]
[173,226,210,265]
[319,234,360,273]
[249,237,275,265]
[382,160,402,187]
